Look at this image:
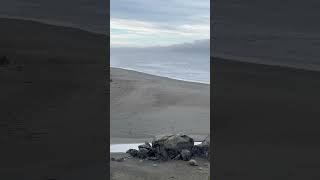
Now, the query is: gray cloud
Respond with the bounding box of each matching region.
[111,39,209,54]
[111,0,209,25]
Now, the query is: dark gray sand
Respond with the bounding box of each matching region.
[110,153,210,180]
[110,68,210,144]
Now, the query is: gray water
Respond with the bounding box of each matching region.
[111,49,210,84]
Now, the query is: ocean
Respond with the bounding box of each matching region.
[111,49,210,84]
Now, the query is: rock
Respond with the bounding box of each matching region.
[152,133,194,151]
[126,149,139,157]
[138,148,149,159]
[152,133,194,160]
[139,159,143,163]
[198,167,203,170]
[188,159,198,166]
[153,164,158,167]
[172,154,181,160]
[181,149,192,161]
[154,145,169,161]
[138,142,152,150]
[111,157,115,161]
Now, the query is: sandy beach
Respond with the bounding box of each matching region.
[110,67,210,144]
[110,68,210,179]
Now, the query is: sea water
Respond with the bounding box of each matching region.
[111,49,210,84]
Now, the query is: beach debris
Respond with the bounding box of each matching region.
[154,145,169,161]
[152,133,194,152]
[188,159,198,166]
[198,167,203,170]
[137,147,150,159]
[181,149,192,161]
[153,163,158,167]
[172,154,181,160]
[126,149,139,157]
[152,133,194,160]
[123,133,210,163]
[139,159,143,163]
[138,142,152,150]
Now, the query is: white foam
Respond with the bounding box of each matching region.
[110,142,202,153]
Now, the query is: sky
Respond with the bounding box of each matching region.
[110,0,210,47]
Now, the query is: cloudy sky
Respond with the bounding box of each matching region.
[110,0,210,47]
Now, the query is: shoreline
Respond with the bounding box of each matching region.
[111,66,210,85]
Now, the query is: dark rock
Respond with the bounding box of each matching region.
[138,142,152,151]
[126,149,139,157]
[159,146,169,161]
[152,133,194,151]
[172,154,181,160]
[152,133,194,160]
[181,149,192,161]
[137,148,149,159]
[153,145,169,161]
